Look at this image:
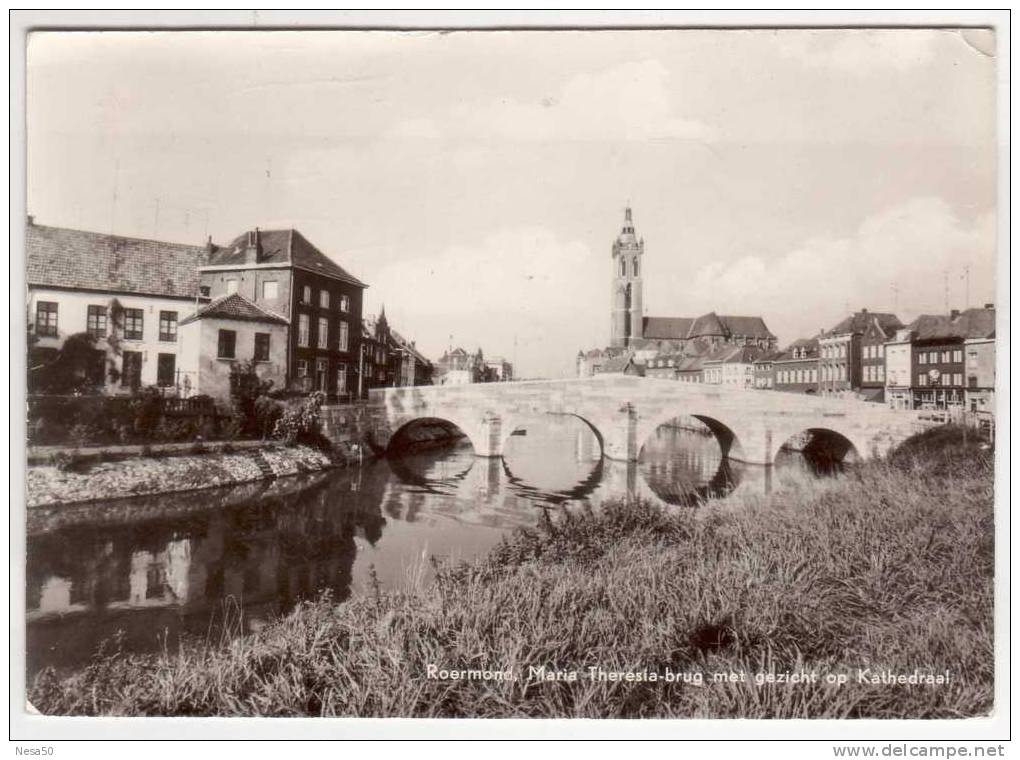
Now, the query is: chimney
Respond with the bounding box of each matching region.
[861,307,868,314]
[245,227,261,264]
[950,309,960,319]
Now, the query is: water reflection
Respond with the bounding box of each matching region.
[26,415,833,676]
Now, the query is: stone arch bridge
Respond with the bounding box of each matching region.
[352,375,926,466]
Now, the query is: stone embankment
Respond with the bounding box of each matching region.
[26,444,336,508]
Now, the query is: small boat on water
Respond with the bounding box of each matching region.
[510,429,527,436]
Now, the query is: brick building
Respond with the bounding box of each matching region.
[200,228,367,400]
[818,309,902,399]
[773,337,820,394]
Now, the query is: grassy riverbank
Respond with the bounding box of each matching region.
[29,426,995,718]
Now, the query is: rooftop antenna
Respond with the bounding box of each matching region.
[891,283,899,314]
[964,265,970,308]
[943,270,950,314]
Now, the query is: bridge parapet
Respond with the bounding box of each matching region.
[364,376,925,464]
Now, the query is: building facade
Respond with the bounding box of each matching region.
[818,310,902,399]
[177,294,289,401]
[884,306,995,411]
[27,220,209,395]
[965,337,995,415]
[200,228,367,400]
[773,338,820,394]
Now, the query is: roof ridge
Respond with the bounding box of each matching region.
[29,222,205,251]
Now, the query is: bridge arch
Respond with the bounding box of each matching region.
[499,412,605,459]
[637,411,747,463]
[383,415,482,457]
[771,427,863,470]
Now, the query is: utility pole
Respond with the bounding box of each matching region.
[943,270,950,314]
[891,284,899,314]
[964,265,971,308]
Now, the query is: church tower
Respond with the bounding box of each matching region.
[610,206,644,348]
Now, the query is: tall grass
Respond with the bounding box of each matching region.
[29,426,994,718]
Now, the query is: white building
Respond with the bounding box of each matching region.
[27,220,209,394]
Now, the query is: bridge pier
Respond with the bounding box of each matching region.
[474,411,505,458]
[602,402,639,461]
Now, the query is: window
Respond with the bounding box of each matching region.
[217,329,236,359]
[122,351,142,389]
[930,351,939,363]
[200,285,211,297]
[320,290,330,309]
[254,332,271,362]
[86,305,107,338]
[298,314,310,347]
[263,281,278,299]
[968,375,978,388]
[952,373,963,387]
[317,317,329,349]
[35,301,58,337]
[336,364,347,395]
[315,358,328,391]
[159,311,178,342]
[940,350,951,364]
[297,359,308,378]
[952,350,963,363]
[918,374,928,387]
[632,258,639,277]
[340,294,350,313]
[919,353,928,365]
[302,285,312,304]
[226,278,239,295]
[878,366,885,382]
[157,353,176,387]
[619,258,626,277]
[123,308,144,340]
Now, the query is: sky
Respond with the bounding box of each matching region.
[27,28,999,378]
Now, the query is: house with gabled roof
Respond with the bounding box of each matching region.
[200,227,368,399]
[178,293,290,401]
[26,218,210,393]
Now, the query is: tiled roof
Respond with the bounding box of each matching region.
[643,312,775,341]
[207,229,367,288]
[179,293,288,326]
[716,315,776,340]
[391,329,431,366]
[906,308,996,341]
[722,345,766,364]
[642,317,694,340]
[26,222,206,298]
[688,312,727,338]
[825,310,902,338]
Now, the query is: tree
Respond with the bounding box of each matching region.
[29,332,105,394]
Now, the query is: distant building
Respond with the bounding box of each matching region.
[965,336,996,415]
[435,346,508,384]
[752,352,780,390]
[818,309,902,399]
[200,228,367,400]
[773,338,820,395]
[359,308,432,395]
[884,305,995,411]
[599,353,644,377]
[579,206,777,377]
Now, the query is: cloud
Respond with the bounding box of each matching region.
[385,59,712,143]
[778,29,942,73]
[369,226,607,378]
[671,198,996,347]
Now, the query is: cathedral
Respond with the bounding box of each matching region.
[577,206,777,378]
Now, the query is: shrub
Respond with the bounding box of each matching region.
[272,392,326,446]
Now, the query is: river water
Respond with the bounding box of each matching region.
[25,415,830,676]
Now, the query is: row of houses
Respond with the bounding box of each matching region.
[589,305,997,416]
[26,219,432,403]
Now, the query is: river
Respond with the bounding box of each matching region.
[25,415,834,676]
